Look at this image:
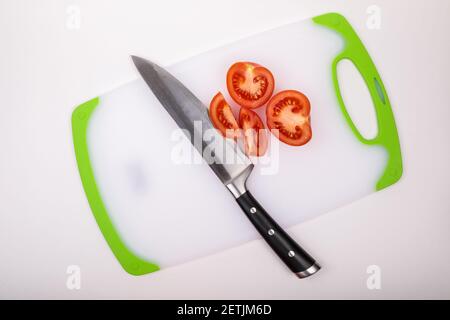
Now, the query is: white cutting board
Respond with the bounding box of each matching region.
[72,13,402,275]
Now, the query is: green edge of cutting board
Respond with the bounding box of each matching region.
[71,97,160,275]
[71,12,402,275]
[313,13,403,190]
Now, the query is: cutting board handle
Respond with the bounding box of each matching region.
[314,13,403,190]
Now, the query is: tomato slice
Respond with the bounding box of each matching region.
[226,62,275,109]
[239,108,268,157]
[266,90,312,146]
[209,92,240,139]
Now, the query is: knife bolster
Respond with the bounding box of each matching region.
[226,165,254,198]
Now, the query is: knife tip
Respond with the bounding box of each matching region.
[131,55,161,75]
[130,55,141,64]
[131,55,157,70]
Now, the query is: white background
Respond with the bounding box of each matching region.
[0,0,449,299]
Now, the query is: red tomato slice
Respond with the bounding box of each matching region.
[209,92,240,139]
[239,108,268,157]
[227,62,275,109]
[266,90,312,146]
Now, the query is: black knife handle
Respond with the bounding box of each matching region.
[236,191,320,278]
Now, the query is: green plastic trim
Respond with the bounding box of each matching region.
[71,97,160,275]
[313,13,403,190]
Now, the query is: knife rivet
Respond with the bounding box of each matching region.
[268,229,275,236]
[288,251,295,258]
[250,207,257,213]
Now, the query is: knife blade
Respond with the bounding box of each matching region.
[131,55,320,278]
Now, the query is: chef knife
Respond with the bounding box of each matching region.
[131,56,320,278]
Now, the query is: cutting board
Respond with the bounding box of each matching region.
[72,13,402,275]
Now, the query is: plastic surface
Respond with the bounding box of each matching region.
[72,13,402,274]
[72,98,160,275]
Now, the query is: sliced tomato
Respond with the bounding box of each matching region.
[209,92,240,139]
[266,90,312,146]
[226,62,275,109]
[239,108,268,157]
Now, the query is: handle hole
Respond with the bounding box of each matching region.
[337,59,379,140]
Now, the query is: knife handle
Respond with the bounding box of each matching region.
[236,191,320,278]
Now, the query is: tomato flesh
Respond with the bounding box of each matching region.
[266,90,312,146]
[227,62,274,109]
[239,108,268,157]
[208,92,240,139]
